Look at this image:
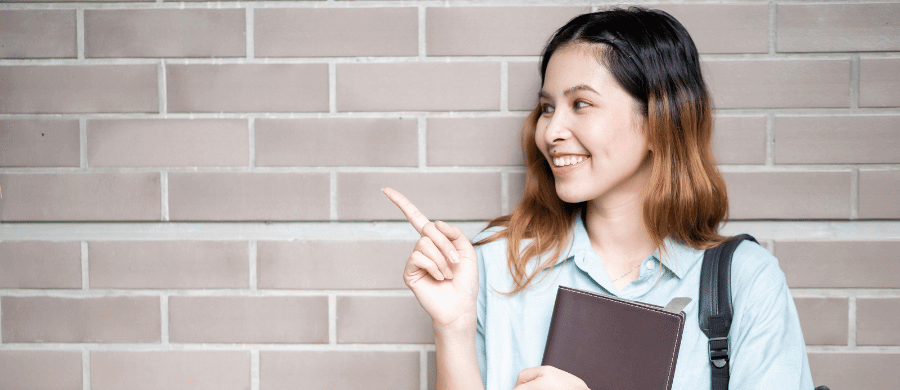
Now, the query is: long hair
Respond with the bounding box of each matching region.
[475,7,729,294]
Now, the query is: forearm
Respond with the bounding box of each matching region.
[433,317,485,390]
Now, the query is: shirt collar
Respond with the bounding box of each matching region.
[555,209,704,279]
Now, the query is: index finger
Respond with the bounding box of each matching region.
[382,187,430,234]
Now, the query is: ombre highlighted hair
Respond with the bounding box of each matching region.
[475,7,729,294]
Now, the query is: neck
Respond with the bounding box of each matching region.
[583,193,657,265]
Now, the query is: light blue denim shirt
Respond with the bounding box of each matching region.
[474,211,814,390]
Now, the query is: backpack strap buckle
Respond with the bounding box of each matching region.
[708,336,729,368]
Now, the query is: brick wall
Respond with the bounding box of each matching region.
[0,1,898,389]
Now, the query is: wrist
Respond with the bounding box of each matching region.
[432,313,477,340]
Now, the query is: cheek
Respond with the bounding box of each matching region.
[534,122,549,156]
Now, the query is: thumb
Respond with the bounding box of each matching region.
[514,367,543,387]
[434,221,475,256]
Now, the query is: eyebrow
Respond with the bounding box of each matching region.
[538,84,600,100]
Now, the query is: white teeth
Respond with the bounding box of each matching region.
[553,156,587,167]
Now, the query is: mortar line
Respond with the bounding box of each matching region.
[765,114,775,166]
[160,294,169,344]
[329,172,338,221]
[251,349,260,390]
[160,172,169,221]
[501,171,510,215]
[418,115,427,169]
[246,7,255,60]
[81,242,89,290]
[158,60,167,115]
[848,296,857,347]
[329,62,337,114]
[850,55,860,110]
[500,61,509,113]
[80,118,88,170]
[418,6,426,58]
[420,348,428,390]
[83,349,90,390]
[249,241,258,290]
[768,1,776,55]
[248,118,256,168]
[850,168,860,219]
[76,8,85,60]
[329,294,337,344]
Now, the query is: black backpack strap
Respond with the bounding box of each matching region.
[699,234,758,390]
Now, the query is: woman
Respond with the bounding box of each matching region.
[385,7,813,390]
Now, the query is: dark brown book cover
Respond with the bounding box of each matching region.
[541,286,688,390]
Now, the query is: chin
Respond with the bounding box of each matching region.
[554,184,591,204]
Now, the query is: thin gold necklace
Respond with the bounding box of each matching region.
[610,262,642,282]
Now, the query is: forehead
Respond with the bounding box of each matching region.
[541,44,618,94]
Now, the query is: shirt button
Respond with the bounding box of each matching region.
[646,260,656,270]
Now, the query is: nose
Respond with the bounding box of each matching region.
[543,110,572,145]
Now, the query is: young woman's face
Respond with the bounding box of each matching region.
[535,44,652,205]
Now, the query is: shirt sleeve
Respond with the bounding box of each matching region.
[474,234,490,387]
[727,241,814,389]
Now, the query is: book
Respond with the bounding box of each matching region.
[542,286,691,390]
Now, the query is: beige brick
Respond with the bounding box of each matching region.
[859,169,900,219]
[857,298,900,346]
[337,62,499,112]
[775,115,900,164]
[337,172,501,221]
[808,353,900,389]
[724,171,851,219]
[704,59,850,109]
[168,172,329,221]
[653,5,768,54]
[426,7,585,56]
[87,119,248,167]
[712,115,766,165]
[167,64,328,113]
[255,118,417,167]
[169,296,328,343]
[0,351,81,390]
[261,351,419,390]
[1,296,160,342]
[793,298,847,346]
[860,58,900,108]
[0,10,75,58]
[337,296,432,343]
[0,242,81,288]
[508,171,527,212]
[256,8,417,57]
[0,173,161,221]
[257,241,413,289]
[85,9,244,58]
[508,61,540,111]
[0,65,157,114]
[427,117,526,166]
[92,351,249,390]
[776,241,900,288]
[777,4,900,52]
[0,119,80,167]
[90,241,248,289]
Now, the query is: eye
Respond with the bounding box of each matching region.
[574,100,591,110]
[540,103,555,115]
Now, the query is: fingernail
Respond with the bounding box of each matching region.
[444,267,454,279]
[450,250,460,264]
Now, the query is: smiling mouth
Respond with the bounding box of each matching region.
[552,155,590,167]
